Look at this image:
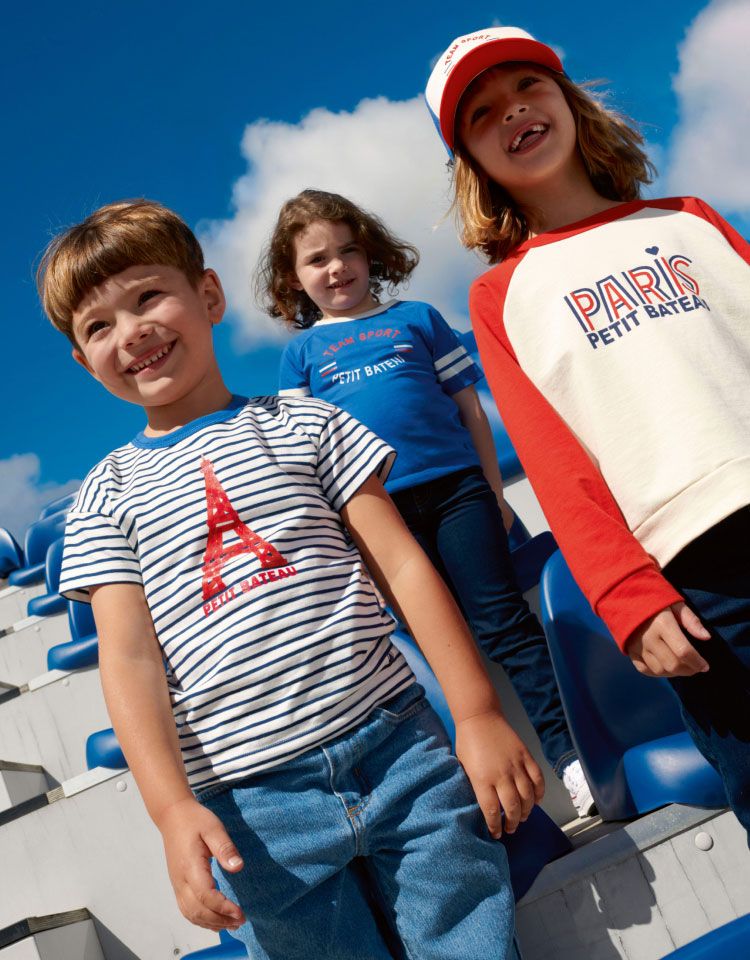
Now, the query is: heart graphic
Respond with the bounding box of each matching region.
[645,246,659,255]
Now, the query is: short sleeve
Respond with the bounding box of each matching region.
[425,306,482,396]
[278,339,312,397]
[59,510,143,603]
[315,406,396,512]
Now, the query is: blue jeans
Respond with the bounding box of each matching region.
[198,684,519,960]
[391,467,575,774]
[663,506,750,842]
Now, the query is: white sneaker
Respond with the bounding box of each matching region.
[562,759,597,818]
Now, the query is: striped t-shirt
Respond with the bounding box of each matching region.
[278,299,482,492]
[59,395,414,792]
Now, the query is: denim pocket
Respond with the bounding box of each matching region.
[194,779,234,805]
[372,684,428,723]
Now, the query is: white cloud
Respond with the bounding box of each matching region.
[201,1,750,352]
[0,454,78,543]
[199,96,485,349]
[665,0,750,213]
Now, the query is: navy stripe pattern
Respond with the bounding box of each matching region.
[60,396,413,791]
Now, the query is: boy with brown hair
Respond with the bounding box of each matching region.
[38,198,542,959]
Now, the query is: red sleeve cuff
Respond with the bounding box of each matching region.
[595,567,683,652]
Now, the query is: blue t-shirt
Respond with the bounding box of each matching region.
[278,300,482,492]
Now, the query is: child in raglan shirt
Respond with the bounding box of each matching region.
[260,188,595,816]
[38,199,542,960]
[425,26,750,839]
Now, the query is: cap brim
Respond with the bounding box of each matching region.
[440,38,563,150]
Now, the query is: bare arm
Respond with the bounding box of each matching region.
[340,475,543,835]
[451,385,514,531]
[90,582,245,931]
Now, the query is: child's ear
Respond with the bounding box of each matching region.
[72,347,95,377]
[201,269,226,326]
[288,274,303,292]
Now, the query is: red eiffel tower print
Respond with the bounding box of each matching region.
[200,458,289,601]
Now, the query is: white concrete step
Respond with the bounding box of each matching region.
[0,762,54,815]
[0,910,104,959]
[0,770,217,958]
[0,585,44,634]
[516,805,750,960]
[0,614,70,687]
[505,475,548,537]
[0,668,108,783]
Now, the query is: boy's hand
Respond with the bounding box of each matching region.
[158,797,246,932]
[625,602,711,678]
[455,710,545,838]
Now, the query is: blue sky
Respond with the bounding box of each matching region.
[3,0,747,536]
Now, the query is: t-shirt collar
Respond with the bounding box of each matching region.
[132,394,248,449]
[515,200,646,253]
[314,299,398,326]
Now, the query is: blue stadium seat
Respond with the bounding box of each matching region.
[8,512,68,588]
[509,530,557,593]
[540,550,726,820]
[26,538,67,617]
[0,527,24,578]
[86,728,127,770]
[182,930,248,959]
[501,804,572,901]
[663,913,750,958]
[39,492,77,519]
[506,512,531,552]
[47,600,99,671]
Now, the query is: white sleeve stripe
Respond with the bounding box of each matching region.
[434,345,467,371]
[278,386,311,397]
[437,356,474,382]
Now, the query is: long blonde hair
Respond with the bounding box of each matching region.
[452,70,655,263]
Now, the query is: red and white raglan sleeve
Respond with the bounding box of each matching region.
[469,273,681,650]
[653,196,750,264]
[694,198,750,263]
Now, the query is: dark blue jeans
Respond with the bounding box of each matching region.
[663,506,750,842]
[390,467,575,774]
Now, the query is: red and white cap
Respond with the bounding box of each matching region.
[425,26,564,153]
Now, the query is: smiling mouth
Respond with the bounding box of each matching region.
[509,123,549,153]
[127,341,175,374]
[328,279,354,290]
